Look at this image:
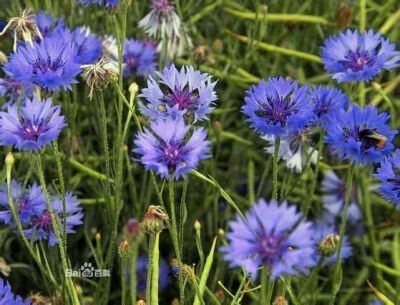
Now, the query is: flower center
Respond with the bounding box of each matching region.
[152,0,173,16]
[342,50,374,72]
[22,120,46,141]
[165,89,198,111]
[125,55,137,69]
[32,52,67,74]
[34,211,52,230]
[162,143,185,173]
[257,235,283,265]
[18,196,29,212]
[256,97,296,126]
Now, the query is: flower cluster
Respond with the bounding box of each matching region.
[78,0,120,7]
[0,279,30,305]
[0,180,84,246]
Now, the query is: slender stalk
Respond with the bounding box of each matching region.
[146,235,155,304]
[260,267,267,305]
[330,165,355,305]
[130,242,138,305]
[151,232,160,305]
[272,138,281,201]
[359,82,366,108]
[359,0,367,33]
[168,177,185,304]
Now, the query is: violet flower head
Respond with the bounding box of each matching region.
[309,86,349,124]
[24,192,84,246]
[242,77,313,137]
[3,35,81,92]
[324,105,396,165]
[0,75,34,107]
[0,180,45,225]
[124,38,158,77]
[140,65,217,123]
[220,199,316,280]
[133,118,210,180]
[321,29,400,82]
[0,279,30,305]
[138,0,181,39]
[0,97,67,151]
[35,11,65,38]
[375,149,400,210]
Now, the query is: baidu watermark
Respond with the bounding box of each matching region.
[66,262,110,278]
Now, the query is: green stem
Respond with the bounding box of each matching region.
[359,0,367,32]
[168,178,185,304]
[146,235,155,304]
[359,82,366,108]
[272,138,281,201]
[130,242,138,305]
[330,165,355,305]
[151,232,160,305]
[260,267,267,305]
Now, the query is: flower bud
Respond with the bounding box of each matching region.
[171,299,180,305]
[141,205,169,234]
[212,39,223,54]
[218,228,225,236]
[372,82,382,91]
[118,240,132,259]
[336,3,352,29]
[194,220,201,230]
[273,296,288,305]
[136,300,146,305]
[5,152,14,167]
[123,218,143,242]
[318,234,340,257]
[213,121,222,137]
[129,82,139,100]
[0,51,7,64]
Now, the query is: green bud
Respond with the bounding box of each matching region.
[318,234,340,257]
[141,205,169,234]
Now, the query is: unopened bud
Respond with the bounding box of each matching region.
[179,264,194,280]
[218,228,225,236]
[273,296,288,305]
[212,39,223,54]
[336,3,352,29]
[129,82,139,99]
[372,82,382,91]
[318,234,340,257]
[213,121,222,136]
[118,240,131,259]
[171,299,180,305]
[141,205,169,234]
[0,51,7,64]
[95,232,101,241]
[136,300,146,305]
[194,220,201,230]
[123,218,143,242]
[194,45,210,64]
[5,152,14,167]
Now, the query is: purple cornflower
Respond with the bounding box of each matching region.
[0,279,30,305]
[24,192,84,246]
[140,65,217,123]
[309,86,349,124]
[133,118,210,180]
[0,97,67,151]
[35,11,64,38]
[0,180,45,225]
[135,255,170,292]
[3,35,81,92]
[138,0,181,39]
[375,150,400,210]
[124,38,158,77]
[220,199,316,280]
[321,29,400,82]
[78,0,120,7]
[263,129,318,173]
[312,222,352,265]
[54,27,102,65]
[242,77,313,137]
[324,105,396,165]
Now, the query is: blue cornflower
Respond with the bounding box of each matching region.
[140,65,217,123]
[0,279,30,305]
[242,77,313,137]
[54,27,102,65]
[124,39,158,77]
[309,86,349,124]
[375,150,400,210]
[321,29,400,82]
[78,0,119,7]
[3,35,81,92]
[312,222,352,265]
[24,192,84,246]
[0,97,67,151]
[135,255,170,292]
[322,170,362,224]
[324,105,396,165]
[133,118,210,180]
[220,199,316,280]
[35,11,65,38]
[0,180,45,225]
